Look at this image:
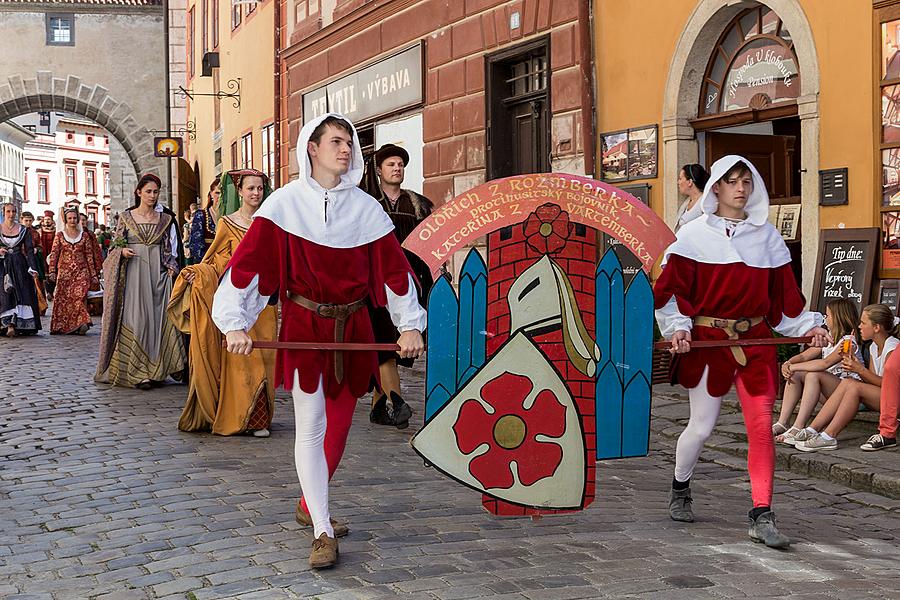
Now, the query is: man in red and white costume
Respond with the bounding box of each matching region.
[212,113,426,568]
[654,155,827,548]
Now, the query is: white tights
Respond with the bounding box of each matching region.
[674,369,723,483]
[291,372,333,538]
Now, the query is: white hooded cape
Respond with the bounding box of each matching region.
[656,154,822,338]
[252,112,393,248]
[662,154,791,269]
[211,112,426,336]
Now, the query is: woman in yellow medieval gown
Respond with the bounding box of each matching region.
[168,169,277,436]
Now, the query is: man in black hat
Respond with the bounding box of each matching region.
[364,143,435,428]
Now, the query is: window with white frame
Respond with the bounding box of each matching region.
[38,175,49,203]
[241,132,253,169]
[261,123,275,180]
[65,166,76,193]
[86,168,96,195]
[46,14,74,46]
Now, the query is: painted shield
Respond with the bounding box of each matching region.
[411,331,586,509]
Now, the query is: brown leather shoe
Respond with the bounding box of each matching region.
[309,532,339,569]
[295,501,349,537]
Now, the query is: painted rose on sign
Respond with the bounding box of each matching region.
[523,203,573,255]
[452,372,566,490]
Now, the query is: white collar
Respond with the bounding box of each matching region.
[62,227,83,243]
[662,213,791,269]
[252,112,393,248]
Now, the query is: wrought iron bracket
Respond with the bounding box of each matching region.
[177,78,241,112]
[148,118,197,141]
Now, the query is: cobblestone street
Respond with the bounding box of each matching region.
[2,326,899,599]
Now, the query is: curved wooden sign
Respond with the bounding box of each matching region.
[403,173,673,275]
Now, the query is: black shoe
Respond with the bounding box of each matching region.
[860,434,897,451]
[389,392,412,430]
[136,380,152,391]
[669,487,694,522]
[370,396,395,426]
[748,510,790,549]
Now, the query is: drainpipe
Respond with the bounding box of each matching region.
[163,0,174,207]
[273,0,282,187]
[578,0,596,177]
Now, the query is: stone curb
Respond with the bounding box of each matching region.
[652,386,900,503]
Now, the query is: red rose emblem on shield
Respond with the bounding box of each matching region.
[452,372,567,490]
[523,203,573,255]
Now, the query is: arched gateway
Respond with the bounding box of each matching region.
[0,1,172,209]
[662,0,820,294]
[0,72,159,182]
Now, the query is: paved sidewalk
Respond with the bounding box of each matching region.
[653,386,900,502]
[1,328,898,599]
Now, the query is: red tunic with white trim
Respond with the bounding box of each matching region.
[653,256,807,397]
[223,216,419,398]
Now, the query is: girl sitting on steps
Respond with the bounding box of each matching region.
[774,298,862,446]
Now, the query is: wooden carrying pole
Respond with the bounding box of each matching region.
[652,337,812,350]
[242,341,401,351]
[238,338,812,352]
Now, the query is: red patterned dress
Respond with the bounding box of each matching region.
[47,230,101,334]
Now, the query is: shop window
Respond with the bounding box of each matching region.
[46,14,74,46]
[878,5,900,274]
[699,7,800,116]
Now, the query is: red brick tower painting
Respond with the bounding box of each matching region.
[408,174,674,516]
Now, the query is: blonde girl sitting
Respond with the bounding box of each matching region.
[795,303,900,451]
[774,299,862,446]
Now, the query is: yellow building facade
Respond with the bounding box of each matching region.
[594,0,896,301]
[182,0,276,212]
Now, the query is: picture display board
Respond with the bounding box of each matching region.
[878,279,900,315]
[810,228,880,316]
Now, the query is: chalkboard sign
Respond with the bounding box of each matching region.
[811,228,880,316]
[879,279,900,315]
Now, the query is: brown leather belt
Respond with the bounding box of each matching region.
[286,291,367,383]
[694,316,765,366]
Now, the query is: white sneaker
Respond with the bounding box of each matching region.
[796,433,837,452]
[252,428,270,438]
[792,428,814,444]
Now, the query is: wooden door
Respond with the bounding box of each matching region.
[507,98,547,177]
[705,132,797,202]
[176,158,199,221]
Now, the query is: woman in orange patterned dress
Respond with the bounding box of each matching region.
[47,207,101,335]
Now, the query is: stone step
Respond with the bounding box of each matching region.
[652,385,900,501]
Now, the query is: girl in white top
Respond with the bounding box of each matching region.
[795,303,900,451]
[775,299,864,446]
[674,163,710,231]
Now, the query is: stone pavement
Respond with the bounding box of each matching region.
[1,326,899,599]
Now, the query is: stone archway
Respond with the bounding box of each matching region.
[662,0,820,294]
[0,71,160,182]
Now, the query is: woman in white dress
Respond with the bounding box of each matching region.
[674,163,710,231]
